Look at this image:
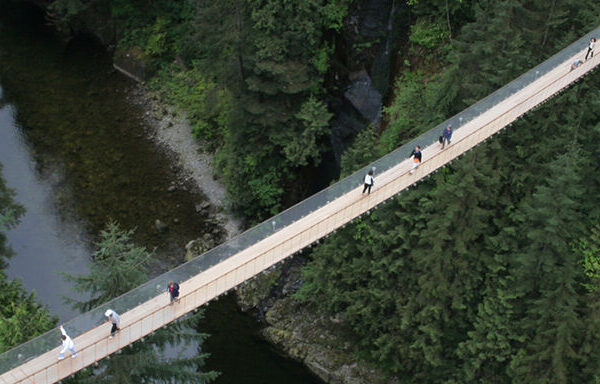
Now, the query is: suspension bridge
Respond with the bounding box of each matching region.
[1,27,599,384]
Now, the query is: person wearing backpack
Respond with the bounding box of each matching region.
[441,124,453,149]
[409,146,422,175]
[168,281,180,304]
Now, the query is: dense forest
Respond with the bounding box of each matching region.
[6,0,600,382]
[299,1,600,383]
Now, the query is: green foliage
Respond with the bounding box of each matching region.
[506,150,586,384]
[281,96,332,167]
[380,71,432,152]
[144,17,170,57]
[150,63,230,147]
[65,221,152,312]
[46,0,87,31]
[339,124,379,177]
[0,271,57,353]
[409,19,448,49]
[299,0,600,381]
[312,44,333,74]
[197,0,351,219]
[578,224,600,291]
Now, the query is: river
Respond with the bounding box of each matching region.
[0,2,322,383]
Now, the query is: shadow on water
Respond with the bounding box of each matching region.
[0,2,324,383]
[199,294,324,384]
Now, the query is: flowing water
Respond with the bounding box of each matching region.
[0,3,322,383]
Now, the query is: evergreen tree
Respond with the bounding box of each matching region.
[65,222,218,384]
[508,150,586,384]
[0,271,57,352]
[190,0,350,219]
[65,221,152,312]
[574,224,600,382]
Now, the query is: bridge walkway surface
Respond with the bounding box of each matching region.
[1,27,599,384]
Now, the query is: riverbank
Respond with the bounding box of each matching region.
[126,85,243,240]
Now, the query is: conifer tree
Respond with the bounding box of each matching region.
[573,224,600,382]
[508,150,585,384]
[0,271,57,352]
[65,222,151,312]
[403,147,505,382]
[65,222,218,384]
[191,0,350,219]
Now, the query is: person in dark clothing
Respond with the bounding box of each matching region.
[585,37,596,61]
[409,146,422,174]
[168,281,180,304]
[362,169,374,195]
[441,124,453,149]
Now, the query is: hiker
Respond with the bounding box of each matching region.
[441,124,453,149]
[362,170,374,195]
[105,309,121,338]
[168,281,180,304]
[585,37,596,61]
[58,325,77,360]
[409,146,422,175]
[571,59,583,71]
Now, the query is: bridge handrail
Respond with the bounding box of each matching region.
[0,25,598,375]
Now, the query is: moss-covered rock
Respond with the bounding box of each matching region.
[236,268,281,312]
[262,297,397,384]
[236,259,397,384]
[184,233,218,261]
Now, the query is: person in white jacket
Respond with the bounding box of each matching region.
[362,169,375,195]
[58,325,77,360]
[105,309,121,338]
[585,37,596,61]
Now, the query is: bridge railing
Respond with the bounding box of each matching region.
[1,25,598,375]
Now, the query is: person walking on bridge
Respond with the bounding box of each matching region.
[362,169,374,195]
[585,37,596,60]
[168,281,180,304]
[441,124,453,149]
[105,309,121,338]
[409,146,422,174]
[58,325,77,360]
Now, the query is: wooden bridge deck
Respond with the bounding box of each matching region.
[1,37,599,384]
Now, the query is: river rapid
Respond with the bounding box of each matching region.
[0,2,322,383]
